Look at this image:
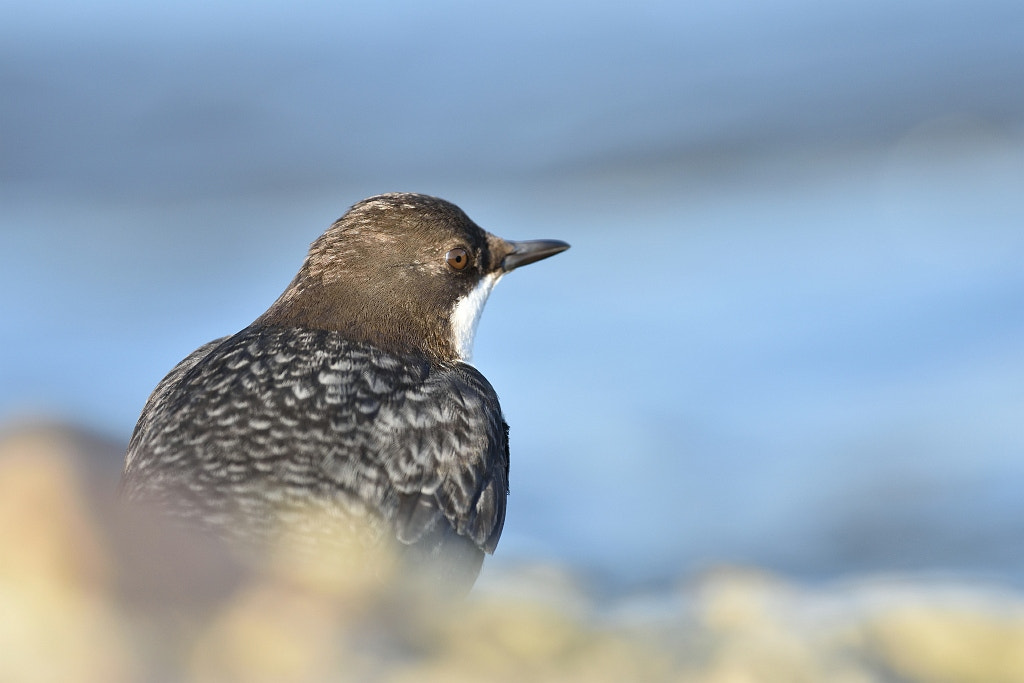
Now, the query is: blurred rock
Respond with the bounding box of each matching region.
[867,601,1024,683]
[5,418,1024,682]
[0,420,134,683]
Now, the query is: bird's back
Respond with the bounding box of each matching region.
[122,324,509,587]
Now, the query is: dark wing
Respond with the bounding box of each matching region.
[121,326,508,565]
[123,336,227,479]
[355,362,509,555]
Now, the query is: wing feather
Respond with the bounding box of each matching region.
[122,325,509,564]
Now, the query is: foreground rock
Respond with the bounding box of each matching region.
[2,419,1023,683]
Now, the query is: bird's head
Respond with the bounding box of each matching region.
[258,193,569,363]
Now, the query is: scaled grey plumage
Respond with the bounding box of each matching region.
[121,193,568,591]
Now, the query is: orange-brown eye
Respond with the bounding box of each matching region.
[446,247,471,270]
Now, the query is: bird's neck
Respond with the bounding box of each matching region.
[256,276,459,365]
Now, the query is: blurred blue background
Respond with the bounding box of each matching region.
[2,0,1023,587]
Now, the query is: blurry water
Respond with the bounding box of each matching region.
[2,0,1024,586]
[479,132,1024,583]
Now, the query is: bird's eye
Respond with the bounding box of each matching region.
[446,248,471,271]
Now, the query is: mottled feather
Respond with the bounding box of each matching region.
[122,324,508,582]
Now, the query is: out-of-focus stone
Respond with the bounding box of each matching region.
[0,421,135,683]
[9,418,1024,683]
[868,605,1024,683]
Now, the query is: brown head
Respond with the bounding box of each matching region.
[256,193,569,363]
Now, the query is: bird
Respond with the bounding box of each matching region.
[120,193,569,591]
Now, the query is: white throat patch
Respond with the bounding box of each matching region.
[451,272,502,361]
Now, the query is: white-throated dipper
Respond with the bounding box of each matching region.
[121,193,568,591]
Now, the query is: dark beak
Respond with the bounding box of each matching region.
[501,239,570,273]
